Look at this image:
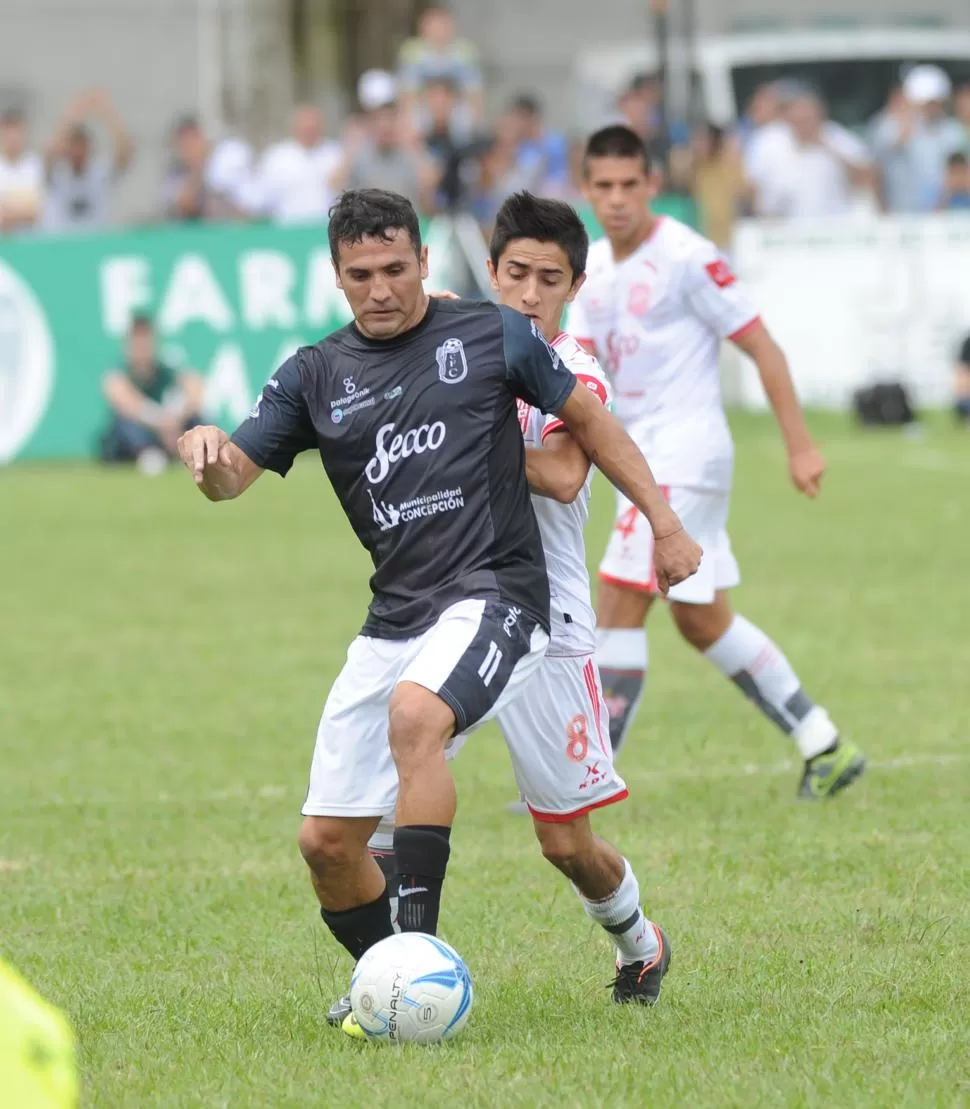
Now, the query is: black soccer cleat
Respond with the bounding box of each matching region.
[327,993,352,1028]
[611,924,671,1006]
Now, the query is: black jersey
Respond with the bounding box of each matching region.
[231,298,577,639]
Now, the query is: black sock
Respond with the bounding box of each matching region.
[393,825,451,935]
[320,885,393,961]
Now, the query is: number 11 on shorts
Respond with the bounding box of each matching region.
[478,641,503,686]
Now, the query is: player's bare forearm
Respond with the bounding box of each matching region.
[524,433,590,504]
[555,383,679,534]
[735,322,813,452]
[734,322,826,496]
[177,427,263,502]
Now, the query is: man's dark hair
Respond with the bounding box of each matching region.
[511,93,542,117]
[130,314,154,334]
[328,188,422,264]
[947,150,968,169]
[489,191,588,280]
[624,71,657,95]
[583,124,652,175]
[0,107,24,126]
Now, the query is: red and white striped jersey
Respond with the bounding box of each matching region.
[517,331,612,656]
[566,216,760,491]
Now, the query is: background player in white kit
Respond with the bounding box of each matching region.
[343,194,675,1032]
[568,126,865,799]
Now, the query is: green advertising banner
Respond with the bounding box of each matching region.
[0,201,696,463]
[0,219,458,464]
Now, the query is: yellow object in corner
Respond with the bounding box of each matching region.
[0,958,79,1109]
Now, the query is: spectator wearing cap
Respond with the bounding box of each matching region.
[43,89,134,233]
[251,104,342,226]
[398,6,483,129]
[340,71,437,214]
[0,108,44,234]
[869,65,964,213]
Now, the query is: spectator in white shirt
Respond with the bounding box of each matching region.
[251,105,343,226]
[0,109,44,234]
[43,89,134,233]
[742,80,803,216]
[755,91,872,218]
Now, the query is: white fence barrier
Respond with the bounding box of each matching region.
[731,215,970,410]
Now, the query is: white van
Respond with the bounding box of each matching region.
[576,26,970,128]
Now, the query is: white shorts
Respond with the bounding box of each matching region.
[599,486,741,604]
[495,654,628,821]
[302,598,549,818]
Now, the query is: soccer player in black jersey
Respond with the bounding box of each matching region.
[177,189,699,988]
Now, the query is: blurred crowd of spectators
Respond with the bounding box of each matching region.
[2,5,970,243]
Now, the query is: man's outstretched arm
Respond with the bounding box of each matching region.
[177,425,264,501]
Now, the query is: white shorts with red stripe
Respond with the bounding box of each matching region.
[494,653,628,822]
[599,486,740,604]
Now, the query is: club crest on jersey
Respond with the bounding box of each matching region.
[436,337,467,384]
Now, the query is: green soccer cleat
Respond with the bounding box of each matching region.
[798,740,866,800]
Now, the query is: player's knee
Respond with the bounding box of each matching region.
[387,686,452,768]
[671,600,728,650]
[533,819,592,876]
[298,817,359,873]
[597,582,650,628]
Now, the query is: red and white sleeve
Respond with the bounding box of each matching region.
[680,243,760,342]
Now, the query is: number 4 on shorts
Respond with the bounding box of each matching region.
[478,641,503,686]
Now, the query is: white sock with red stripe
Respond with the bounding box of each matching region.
[576,859,660,966]
[703,615,838,760]
[595,629,648,756]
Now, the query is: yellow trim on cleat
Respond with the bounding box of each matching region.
[341,1012,367,1040]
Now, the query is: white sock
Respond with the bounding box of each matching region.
[704,614,838,760]
[595,629,648,756]
[577,859,660,966]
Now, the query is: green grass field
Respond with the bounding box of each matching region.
[2,413,969,1108]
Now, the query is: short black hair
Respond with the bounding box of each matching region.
[0,107,24,126]
[328,188,422,264]
[489,191,588,280]
[583,124,652,175]
[130,314,154,334]
[511,93,542,116]
[947,150,969,169]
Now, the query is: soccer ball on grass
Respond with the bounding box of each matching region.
[350,932,473,1044]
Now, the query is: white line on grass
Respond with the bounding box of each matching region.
[636,751,968,785]
[10,752,966,810]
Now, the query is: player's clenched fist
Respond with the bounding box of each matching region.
[652,529,703,596]
[177,425,232,486]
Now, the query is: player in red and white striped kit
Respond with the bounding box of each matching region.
[567,125,865,799]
